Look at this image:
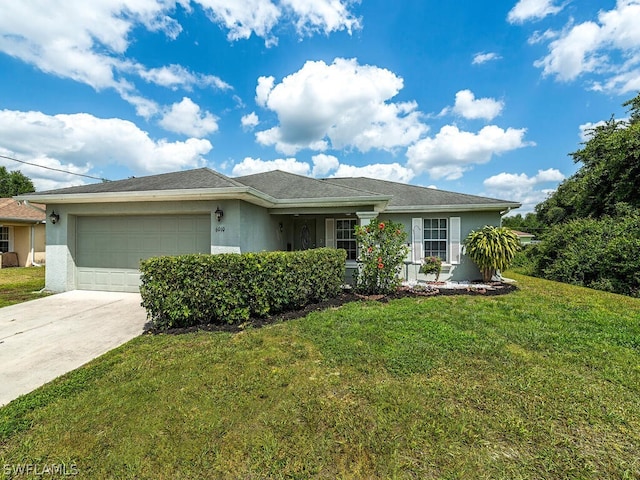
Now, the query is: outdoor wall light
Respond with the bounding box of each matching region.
[49,211,60,224]
[214,206,224,222]
[279,222,283,232]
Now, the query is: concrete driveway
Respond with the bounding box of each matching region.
[0,290,148,407]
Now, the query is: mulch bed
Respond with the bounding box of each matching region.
[146,282,518,335]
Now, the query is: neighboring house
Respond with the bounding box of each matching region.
[0,198,46,268]
[511,230,536,245]
[18,168,520,293]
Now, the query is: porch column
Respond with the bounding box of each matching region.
[355,211,378,227]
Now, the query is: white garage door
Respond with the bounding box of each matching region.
[76,215,211,292]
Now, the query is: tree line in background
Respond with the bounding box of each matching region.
[505,92,640,297]
[0,167,35,197]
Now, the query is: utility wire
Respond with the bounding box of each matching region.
[0,154,111,182]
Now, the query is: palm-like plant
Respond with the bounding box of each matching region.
[464,226,520,282]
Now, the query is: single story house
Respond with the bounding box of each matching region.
[511,230,536,245]
[18,168,520,292]
[0,198,46,268]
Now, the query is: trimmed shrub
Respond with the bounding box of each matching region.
[140,248,346,329]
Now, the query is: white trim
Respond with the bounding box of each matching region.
[385,203,520,213]
[325,218,335,249]
[411,218,423,263]
[17,188,391,211]
[211,246,241,254]
[449,217,461,265]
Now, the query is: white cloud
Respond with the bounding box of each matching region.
[0,0,358,117]
[0,1,182,91]
[231,156,310,176]
[119,92,161,120]
[196,0,281,45]
[534,21,603,82]
[0,149,95,191]
[137,64,231,91]
[451,90,504,121]
[230,154,412,184]
[578,120,607,141]
[472,52,502,65]
[484,168,565,212]
[281,0,361,36]
[256,76,276,107]
[578,117,629,140]
[194,0,360,46]
[507,0,564,24]
[311,154,339,176]
[0,109,212,189]
[241,112,260,130]
[158,97,219,137]
[532,0,640,93]
[330,163,415,183]
[528,28,558,45]
[406,125,534,180]
[255,58,428,154]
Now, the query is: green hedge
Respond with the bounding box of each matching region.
[140,248,347,329]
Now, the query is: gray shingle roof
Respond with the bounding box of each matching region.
[234,170,383,200]
[323,177,515,207]
[24,167,518,210]
[32,168,243,195]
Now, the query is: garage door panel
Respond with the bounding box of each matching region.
[76,214,210,291]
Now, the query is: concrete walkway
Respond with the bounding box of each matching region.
[0,291,148,407]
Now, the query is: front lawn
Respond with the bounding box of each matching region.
[1,273,639,478]
[0,267,47,308]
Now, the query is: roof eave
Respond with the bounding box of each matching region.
[16,190,391,211]
[271,195,390,211]
[16,187,274,206]
[383,202,522,214]
[0,217,45,224]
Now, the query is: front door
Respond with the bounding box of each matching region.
[293,218,316,251]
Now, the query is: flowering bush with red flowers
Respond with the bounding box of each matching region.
[354,218,409,294]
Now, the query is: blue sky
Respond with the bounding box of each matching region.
[1,0,639,213]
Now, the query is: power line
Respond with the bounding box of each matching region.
[0,154,111,182]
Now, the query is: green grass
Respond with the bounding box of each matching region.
[1,273,639,479]
[0,267,47,307]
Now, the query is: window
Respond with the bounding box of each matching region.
[0,226,9,253]
[336,218,357,260]
[424,218,447,261]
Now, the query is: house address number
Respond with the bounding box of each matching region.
[215,226,225,232]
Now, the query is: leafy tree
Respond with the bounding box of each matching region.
[464,226,520,283]
[354,219,409,295]
[536,92,640,225]
[502,212,545,236]
[530,209,640,297]
[0,167,35,197]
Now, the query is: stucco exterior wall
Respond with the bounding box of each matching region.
[45,201,218,292]
[381,211,502,282]
[43,198,505,292]
[238,201,287,252]
[0,223,45,267]
[12,226,29,267]
[33,224,46,264]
